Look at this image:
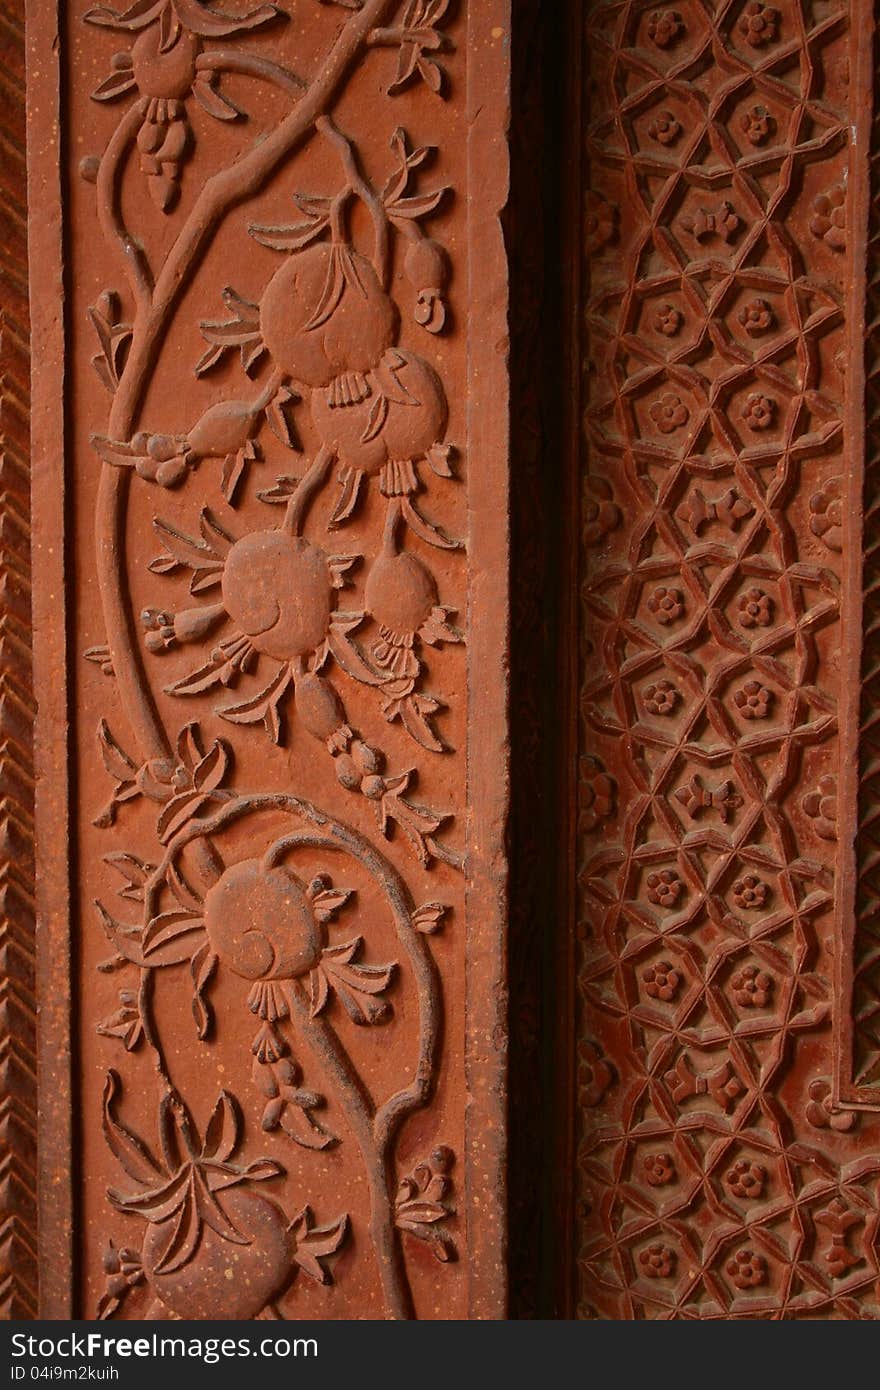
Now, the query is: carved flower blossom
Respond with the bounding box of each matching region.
[682,200,739,243]
[806,1078,855,1132]
[725,1160,766,1200]
[583,476,621,545]
[648,585,685,625]
[644,1152,676,1187]
[646,869,684,908]
[810,185,846,251]
[643,959,684,1002]
[737,587,773,629]
[647,10,683,48]
[579,1040,615,1107]
[84,0,285,211]
[732,874,769,910]
[639,1243,676,1278]
[653,303,683,336]
[809,476,843,552]
[802,775,837,840]
[731,963,774,1008]
[584,191,618,254]
[740,103,775,144]
[741,391,776,431]
[644,679,679,715]
[727,1248,767,1289]
[648,110,682,145]
[738,297,774,336]
[579,756,616,832]
[738,2,779,47]
[650,392,689,433]
[733,680,773,719]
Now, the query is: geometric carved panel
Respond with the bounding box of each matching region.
[27,0,509,1319]
[574,0,880,1318]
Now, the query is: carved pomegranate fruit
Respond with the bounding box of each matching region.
[311,350,447,473]
[130,28,200,99]
[142,1187,293,1320]
[222,532,333,661]
[203,858,323,982]
[365,550,438,635]
[260,244,398,388]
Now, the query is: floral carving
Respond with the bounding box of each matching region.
[643,679,679,715]
[648,585,685,625]
[583,476,621,545]
[647,111,681,146]
[725,1160,766,1200]
[639,1243,676,1278]
[642,959,684,1002]
[649,391,689,433]
[646,868,684,907]
[802,775,837,841]
[738,297,774,335]
[731,963,774,1008]
[733,680,773,719]
[809,477,844,552]
[727,1248,767,1289]
[737,587,774,628]
[584,191,617,254]
[681,200,739,243]
[579,756,616,832]
[647,10,683,49]
[653,302,682,335]
[741,391,776,431]
[738,3,779,47]
[643,1153,676,1187]
[810,185,846,250]
[740,104,775,145]
[579,1040,615,1107]
[806,1079,856,1133]
[732,874,770,910]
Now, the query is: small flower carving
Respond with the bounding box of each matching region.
[731,963,774,1008]
[585,191,618,254]
[737,588,774,629]
[806,1078,856,1132]
[809,476,843,552]
[648,110,682,145]
[810,185,846,251]
[579,756,616,832]
[642,959,684,1002]
[741,391,776,431]
[682,201,739,243]
[732,874,770,911]
[648,585,685,625]
[584,476,622,546]
[725,1160,766,1200]
[649,391,689,434]
[579,1040,615,1107]
[802,775,837,841]
[647,10,683,47]
[733,680,773,720]
[739,3,779,47]
[646,869,685,908]
[727,1248,767,1289]
[644,679,680,715]
[738,297,774,336]
[653,302,683,336]
[740,103,775,145]
[639,1243,676,1278]
[644,1152,676,1187]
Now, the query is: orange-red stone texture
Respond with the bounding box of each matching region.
[27,0,509,1319]
[573,0,880,1318]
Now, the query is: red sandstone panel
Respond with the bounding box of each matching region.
[573,0,880,1319]
[27,0,509,1320]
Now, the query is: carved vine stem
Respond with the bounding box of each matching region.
[95,0,400,766]
[140,794,441,1319]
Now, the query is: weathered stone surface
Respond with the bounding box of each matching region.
[571,0,880,1318]
[24,0,510,1320]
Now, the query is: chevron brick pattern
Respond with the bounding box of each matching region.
[0,0,37,1322]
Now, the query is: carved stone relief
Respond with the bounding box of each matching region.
[26,0,509,1320]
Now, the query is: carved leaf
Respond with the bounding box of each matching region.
[289,1208,348,1284]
